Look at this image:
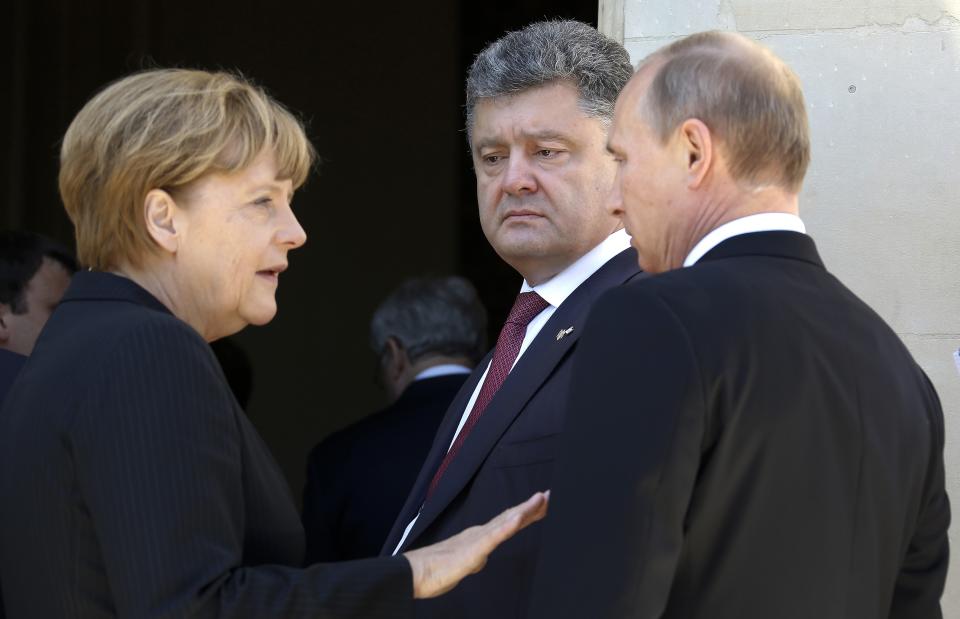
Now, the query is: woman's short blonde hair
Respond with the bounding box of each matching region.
[59,68,315,270]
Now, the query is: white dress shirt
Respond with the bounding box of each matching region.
[413,364,472,381]
[683,212,806,267]
[393,228,631,554]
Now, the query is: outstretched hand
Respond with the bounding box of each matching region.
[403,490,549,599]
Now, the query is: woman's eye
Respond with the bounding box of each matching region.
[253,197,273,207]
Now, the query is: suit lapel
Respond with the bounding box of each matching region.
[402,248,641,547]
[380,357,490,553]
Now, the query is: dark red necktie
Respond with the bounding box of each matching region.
[425,291,549,500]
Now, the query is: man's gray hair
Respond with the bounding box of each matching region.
[465,20,634,142]
[370,276,488,365]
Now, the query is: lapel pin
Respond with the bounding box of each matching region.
[556,327,575,341]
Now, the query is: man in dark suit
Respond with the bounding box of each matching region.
[303,276,487,562]
[528,31,950,618]
[0,231,76,619]
[380,21,642,618]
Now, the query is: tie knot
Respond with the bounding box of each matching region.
[506,291,549,326]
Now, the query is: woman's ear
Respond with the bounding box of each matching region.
[143,189,181,254]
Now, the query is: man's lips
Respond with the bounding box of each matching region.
[502,209,545,222]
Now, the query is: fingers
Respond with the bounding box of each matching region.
[485,491,550,548]
[405,491,552,600]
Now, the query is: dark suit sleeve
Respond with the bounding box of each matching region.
[303,440,348,563]
[527,285,706,618]
[890,371,951,619]
[71,319,413,619]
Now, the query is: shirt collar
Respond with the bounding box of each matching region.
[520,229,632,308]
[684,213,806,267]
[414,364,473,382]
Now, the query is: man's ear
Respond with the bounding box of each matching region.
[143,189,181,254]
[383,337,408,381]
[678,118,714,189]
[0,303,11,346]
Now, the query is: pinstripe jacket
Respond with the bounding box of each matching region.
[0,271,413,619]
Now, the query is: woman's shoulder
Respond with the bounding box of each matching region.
[115,308,217,369]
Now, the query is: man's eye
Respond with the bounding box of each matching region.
[483,155,503,164]
[538,149,559,158]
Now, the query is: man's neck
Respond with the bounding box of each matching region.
[409,355,472,378]
[676,185,799,269]
[518,223,625,287]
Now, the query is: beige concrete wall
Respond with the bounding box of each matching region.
[601,0,960,613]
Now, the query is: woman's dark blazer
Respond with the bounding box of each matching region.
[0,271,412,619]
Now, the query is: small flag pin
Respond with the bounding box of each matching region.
[556,327,575,341]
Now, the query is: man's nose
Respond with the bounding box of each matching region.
[502,155,538,195]
[607,171,625,217]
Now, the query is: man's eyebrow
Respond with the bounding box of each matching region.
[525,130,574,144]
[474,131,576,152]
[473,137,503,153]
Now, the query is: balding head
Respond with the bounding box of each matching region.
[606,32,810,274]
[638,31,810,193]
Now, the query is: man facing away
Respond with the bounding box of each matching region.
[529,31,949,619]
[303,276,487,563]
[380,20,642,619]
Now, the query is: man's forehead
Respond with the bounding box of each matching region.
[474,126,578,148]
[471,93,605,149]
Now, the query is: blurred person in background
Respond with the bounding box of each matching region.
[303,275,487,563]
[0,230,77,394]
[0,233,75,619]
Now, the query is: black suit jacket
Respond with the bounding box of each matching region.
[0,348,25,406]
[528,231,950,619]
[0,272,413,619]
[0,349,24,619]
[303,373,470,563]
[381,247,642,619]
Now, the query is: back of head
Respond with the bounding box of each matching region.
[641,31,810,193]
[465,19,634,141]
[59,68,315,271]
[0,231,78,313]
[370,276,488,366]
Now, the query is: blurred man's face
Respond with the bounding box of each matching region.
[0,258,72,355]
[606,72,689,274]
[471,81,621,285]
